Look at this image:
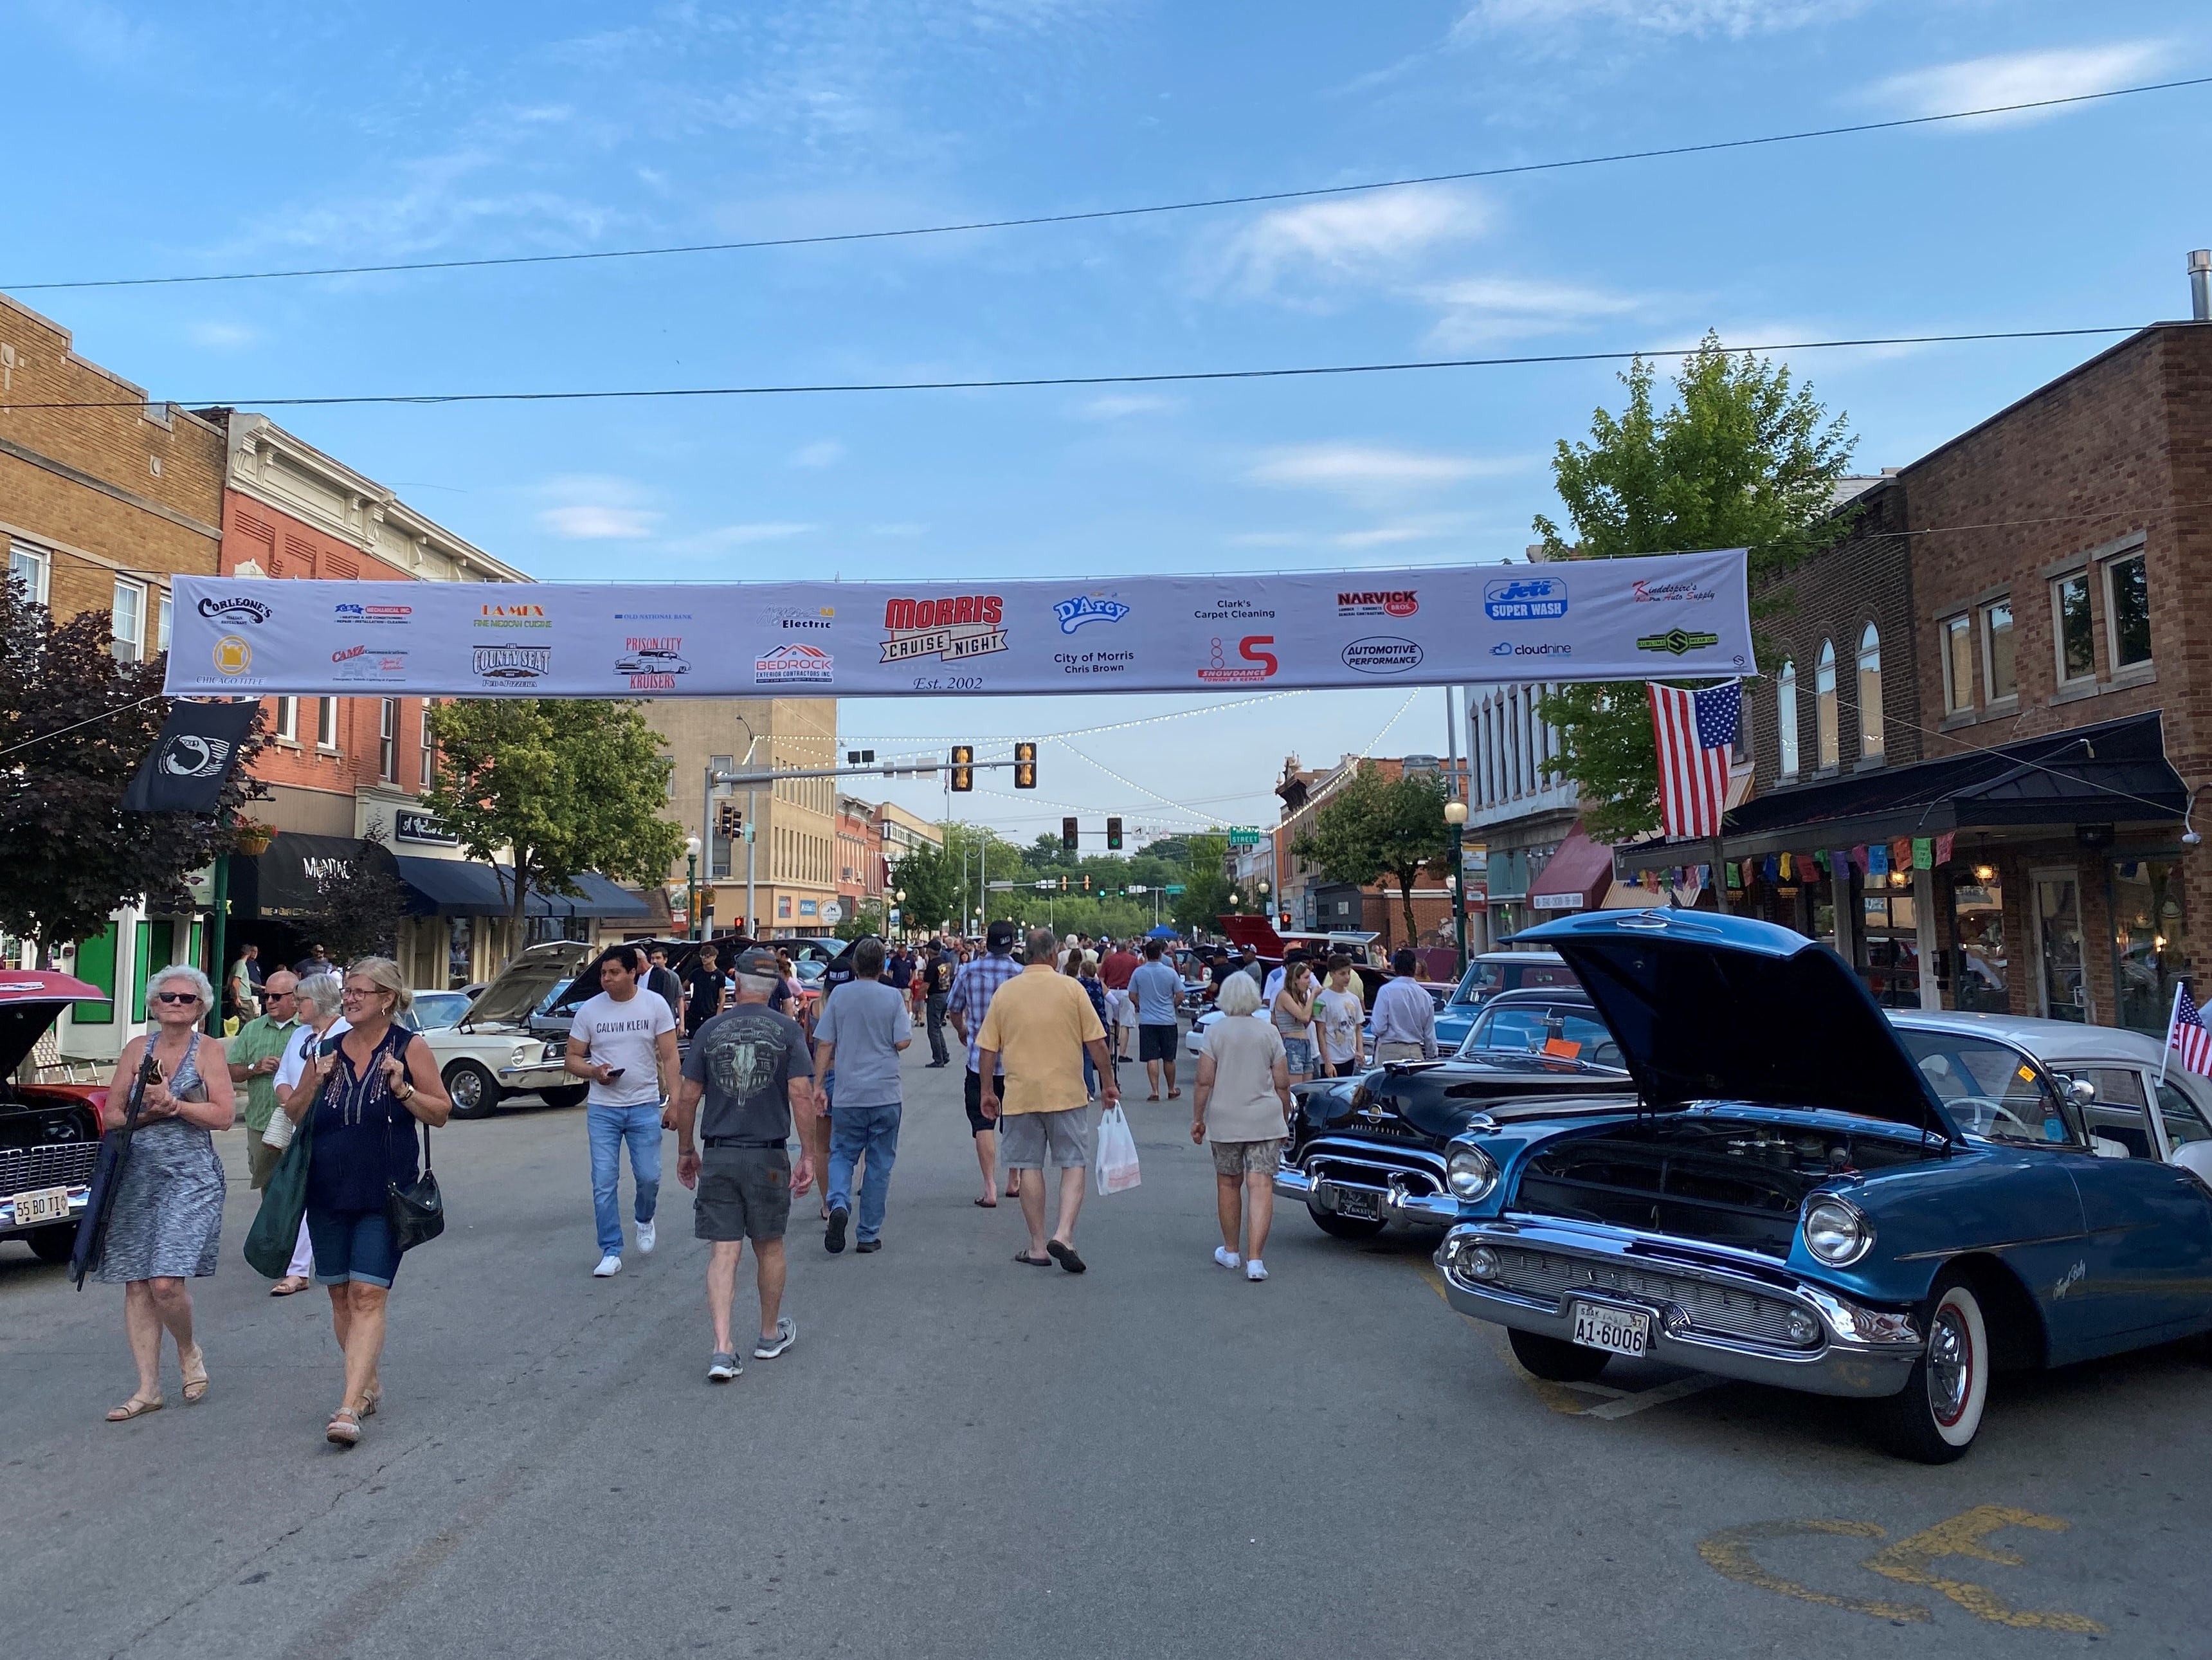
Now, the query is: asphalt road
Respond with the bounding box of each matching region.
[6,1044,2208,1659]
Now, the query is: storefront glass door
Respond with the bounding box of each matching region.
[1952,876,2007,1014]
[2110,859,2186,1034]
[2033,871,2090,1023]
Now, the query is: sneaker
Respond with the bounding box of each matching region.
[856,1239,882,1254]
[825,1207,849,1254]
[1246,1259,1268,1281]
[754,1317,797,1360]
[707,1351,741,1383]
[1213,1246,1241,1270]
[592,1253,622,1278]
[637,1219,657,1255]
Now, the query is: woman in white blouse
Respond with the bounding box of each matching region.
[1190,972,1291,1281]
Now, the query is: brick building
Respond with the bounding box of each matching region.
[835,792,887,928]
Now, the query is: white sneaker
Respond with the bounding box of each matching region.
[1213,1246,1241,1270]
[637,1219,657,1255]
[1246,1259,1268,1281]
[593,1253,622,1278]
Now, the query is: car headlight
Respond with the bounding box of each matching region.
[1446,1144,1498,1201]
[511,1044,534,1067]
[1802,1196,1873,1266]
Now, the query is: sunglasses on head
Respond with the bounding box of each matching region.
[152,991,202,1005]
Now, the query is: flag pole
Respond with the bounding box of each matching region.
[2161,978,2186,1084]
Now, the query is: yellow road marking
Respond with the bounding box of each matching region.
[1863,1506,2105,1635]
[1698,1520,1928,1621]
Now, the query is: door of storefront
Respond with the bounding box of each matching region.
[2033,868,2091,1023]
[2109,857,2186,1035]
[1950,874,2008,1014]
[1860,882,1920,1008]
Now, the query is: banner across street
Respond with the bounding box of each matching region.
[163,549,1753,699]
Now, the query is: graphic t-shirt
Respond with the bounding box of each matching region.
[928,955,956,996]
[684,1005,814,1144]
[570,990,676,1106]
[1129,960,1181,1026]
[1316,987,1366,1066]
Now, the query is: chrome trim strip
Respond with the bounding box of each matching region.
[1893,1228,2090,1262]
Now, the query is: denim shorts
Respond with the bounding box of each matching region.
[307,1207,402,1289]
[1281,1037,1314,1075]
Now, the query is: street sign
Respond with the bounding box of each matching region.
[820,900,844,926]
[1164,883,1187,895]
[1228,828,1262,846]
[1033,879,1055,891]
[986,880,1015,891]
[1125,884,1148,895]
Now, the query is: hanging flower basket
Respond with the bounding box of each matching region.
[234,819,276,856]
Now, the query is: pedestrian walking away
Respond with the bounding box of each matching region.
[1071,950,1111,1099]
[947,920,1022,1204]
[224,944,262,1029]
[1129,937,1184,1101]
[923,941,956,1066]
[1369,949,1438,1063]
[278,957,452,1447]
[671,948,818,1382]
[93,965,236,1424]
[269,976,347,1295]
[1100,938,1140,1063]
[1191,972,1291,1281]
[1315,955,1366,1077]
[811,937,911,1254]
[567,945,682,1278]
[227,971,299,1195]
[977,927,1117,1273]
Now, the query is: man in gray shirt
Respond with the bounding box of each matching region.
[811,937,912,1255]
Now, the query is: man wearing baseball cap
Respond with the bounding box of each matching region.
[946,919,1022,1207]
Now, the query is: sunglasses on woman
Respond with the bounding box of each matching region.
[152,991,203,1005]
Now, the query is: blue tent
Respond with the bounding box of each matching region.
[1146,924,1179,940]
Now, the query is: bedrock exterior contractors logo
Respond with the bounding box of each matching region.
[1483,576,1568,621]
[1341,636,1425,675]
[1336,589,1418,618]
[880,595,1008,664]
[473,645,551,680]
[756,643,835,684]
[1053,594,1130,634]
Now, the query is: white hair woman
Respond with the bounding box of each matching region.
[95,964,237,1421]
[268,972,346,1295]
[1190,969,1290,1282]
[280,956,451,1446]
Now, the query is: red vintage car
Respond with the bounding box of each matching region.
[0,971,109,1263]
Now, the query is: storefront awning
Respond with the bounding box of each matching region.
[1615,711,2186,872]
[392,855,516,918]
[498,868,656,920]
[1527,821,1617,914]
[231,833,403,919]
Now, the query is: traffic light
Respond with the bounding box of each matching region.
[1062,816,1078,853]
[949,744,974,792]
[1013,740,1037,789]
[1082,875,1091,893]
[1105,816,1122,850]
[716,801,743,839]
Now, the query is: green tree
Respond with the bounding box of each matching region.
[1534,336,1856,840]
[421,699,685,945]
[309,825,410,963]
[0,577,267,951]
[1291,766,1455,946]
[1168,832,1233,936]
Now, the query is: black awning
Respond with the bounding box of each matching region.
[392,855,518,918]
[1618,711,2186,871]
[482,867,656,920]
[235,833,403,918]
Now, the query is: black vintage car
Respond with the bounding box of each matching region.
[1275,989,1635,1241]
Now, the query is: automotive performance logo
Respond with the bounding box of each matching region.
[755,643,835,685]
[1341,636,1424,675]
[1336,590,1418,619]
[334,602,413,626]
[1636,628,1721,656]
[880,596,1008,664]
[1631,578,1718,605]
[1053,594,1130,634]
[474,603,550,630]
[617,635,689,690]
[473,645,552,680]
[197,594,271,625]
[1483,577,1568,621]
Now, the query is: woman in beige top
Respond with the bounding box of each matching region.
[1190,971,1291,1281]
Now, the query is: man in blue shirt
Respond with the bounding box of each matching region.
[1369,949,1439,1062]
[812,938,912,1255]
[1129,937,1185,1101]
[947,920,1022,1204]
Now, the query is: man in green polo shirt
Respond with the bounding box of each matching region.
[226,969,299,1189]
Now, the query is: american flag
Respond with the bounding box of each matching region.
[1647,679,1741,839]
[2166,983,2212,1079]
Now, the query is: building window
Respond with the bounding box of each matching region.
[2105,550,2152,670]
[1856,623,1883,763]
[275,697,298,742]
[1982,599,2016,701]
[157,590,173,653]
[111,578,147,662]
[316,697,339,750]
[420,705,438,789]
[1776,660,1799,778]
[2052,572,2094,684]
[1941,614,1973,713]
[379,698,398,783]
[8,540,51,604]
[1814,639,1839,771]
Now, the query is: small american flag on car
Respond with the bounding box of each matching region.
[1647,679,1741,840]
[2166,983,2212,1079]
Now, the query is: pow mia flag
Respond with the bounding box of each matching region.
[120,700,258,814]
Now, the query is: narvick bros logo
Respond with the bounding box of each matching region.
[1631,578,1718,604]
[880,596,1008,664]
[1053,594,1130,634]
[474,603,550,630]
[1483,576,1568,621]
[334,603,413,626]
[197,595,271,625]
[473,645,551,681]
[1336,590,1418,619]
[615,637,689,690]
[1341,636,1424,675]
[756,643,835,685]
[1197,635,1278,685]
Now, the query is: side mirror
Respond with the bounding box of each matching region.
[2066,1078,2097,1106]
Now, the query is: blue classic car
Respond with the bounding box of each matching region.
[1432,908,2212,1462]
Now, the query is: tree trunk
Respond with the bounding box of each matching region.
[1397,869,1419,951]
[506,850,532,971]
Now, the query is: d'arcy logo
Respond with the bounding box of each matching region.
[1053,594,1130,634]
[1483,577,1568,621]
[473,645,551,680]
[881,595,1008,664]
[198,595,271,625]
[756,643,835,684]
[1336,590,1419,618]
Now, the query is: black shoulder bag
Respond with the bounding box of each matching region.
[381,1052,445,1252]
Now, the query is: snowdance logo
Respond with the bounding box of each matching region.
[1053,594,1130,634]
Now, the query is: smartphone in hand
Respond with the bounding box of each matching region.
[603,1067,626,1081]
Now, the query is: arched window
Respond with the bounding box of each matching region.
[1815,639,1840,771]
[1857,622,1884,762]
[1777,659,1800,778]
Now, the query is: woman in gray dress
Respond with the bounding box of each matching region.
[97,965,237,1422]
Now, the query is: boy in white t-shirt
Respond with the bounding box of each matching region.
[565,945,680,1277]
[1315,956,1367,1078]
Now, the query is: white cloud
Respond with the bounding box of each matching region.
[790,440,846,468]
[1453,0,1849,39]
[681,522,817,549]
[1217,185,1490,295]
[1076,394,1178,419]
[1416,275,1647,347]
[188,321,260,351]
[534,474,660,540]
[1247,444,1527,502]
[1868,42,2169,128]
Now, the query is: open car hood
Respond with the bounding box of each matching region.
[1512,909,1958,1139]
[0,971,107,1079]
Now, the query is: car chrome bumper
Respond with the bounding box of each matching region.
[1435,1216,1921,1398]
[1,1185,90,1233]
[1274,1160,1465,1228]
[497,1063,573,1086]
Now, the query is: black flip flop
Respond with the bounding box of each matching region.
[974,1198,998,1208]
[1013,1251,1053,1267]
[1046,1240,1087,1275]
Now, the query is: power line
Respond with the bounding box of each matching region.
[7,327,2153,413]
[11,77,2204,295]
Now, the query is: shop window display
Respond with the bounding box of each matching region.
[2110,859,2185,1035]
[1952,873,2007,1014]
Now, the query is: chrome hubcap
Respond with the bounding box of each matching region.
[451,1073,482,1108]
[1926,1305,1971,1425]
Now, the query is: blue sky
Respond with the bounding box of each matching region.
[8,0,2204,843]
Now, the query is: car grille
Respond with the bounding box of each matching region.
[0,1139,100,1194]
[1303,1140,1447,1197]
[1485,1245,1813,1347]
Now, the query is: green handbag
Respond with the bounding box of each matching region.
[243,1105,316,1279]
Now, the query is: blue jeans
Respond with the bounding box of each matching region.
[588,1101,663,1255]
[826,1101,902,1243]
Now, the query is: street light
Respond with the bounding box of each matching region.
[1444,798,1470,974]
[684,835,702,940]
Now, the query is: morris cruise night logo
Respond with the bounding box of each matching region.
[1053,594,1130,634]
[617,636,689,690]
[755,643,835,684]
[1636,628,1721,655]
[1483,576,1568,621]
[1336,589,1418,618]
[473,645,551,680]
[880,596,1008,664]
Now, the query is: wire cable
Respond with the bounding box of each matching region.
[10,77,2204,294]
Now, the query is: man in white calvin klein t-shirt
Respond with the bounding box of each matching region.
[565,945,680,1279]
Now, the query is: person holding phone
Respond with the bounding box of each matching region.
[566,945,680,1279]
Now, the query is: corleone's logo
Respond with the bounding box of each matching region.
[1631,578,1718,604]
[756,643,835,685]
[1341,636,1424,675]
[1491,641,1574,657]
[616,637,689,689]
[1336,590,1419,619]
[159,735,231,778]
[1636,628,1720,657]
[334,603,412,625]
[473,645,551,680]
[1053,594,1130,634]
[1484,576,1568,621]
[212,635,253,675]
[197,595,271,625]
[773,607,835,631]
[475,603,549,630]
[881,596,1008,665]
[1197,635,1278,684]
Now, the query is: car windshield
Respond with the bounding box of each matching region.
[1461,1003,1620,1069]
[1892,1028,2072,1145]
[404,992,472,1031]
[1447,958,1575,1007]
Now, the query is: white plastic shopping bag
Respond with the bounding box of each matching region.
[1094,1106,1141,1196]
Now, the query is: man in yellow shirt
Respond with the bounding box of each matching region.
[978,927,1118,1273]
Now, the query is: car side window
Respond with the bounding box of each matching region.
[2073,1066,2157,1160]
[1898,1031,2077,1147]
[2155,1080,2212,1150]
